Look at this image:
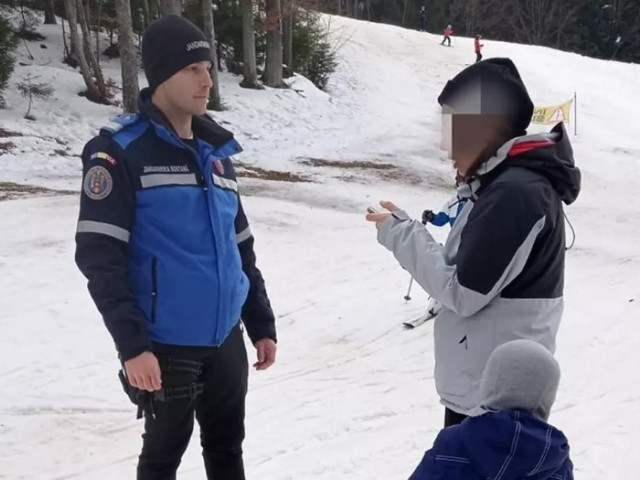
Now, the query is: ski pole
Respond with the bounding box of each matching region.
[404,276,414,301]
[403,212,431,302]
[404,210,434,302]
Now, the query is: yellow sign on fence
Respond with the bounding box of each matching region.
[531,98,573,125]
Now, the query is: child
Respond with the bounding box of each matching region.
[441,25,453,46]
[422,175,467,228]
[408,339,574,480]
[475,34,484,63]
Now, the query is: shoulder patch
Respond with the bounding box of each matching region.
[213,158,225,175]
[100,113,139,136]
[90,151,117,166]
[83,166,113,200]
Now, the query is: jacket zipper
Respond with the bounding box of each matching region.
[151,257,158,323]
[162,131,223,340]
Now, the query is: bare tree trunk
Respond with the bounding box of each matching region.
[240,0,261,88]
[141,0,150,27]
[402,0,410,27]
[263,0,284,87]
[63,0,102,102]
[96,0,102,65]
[283,0,294,69]
[151,0,161,19]
[25,94,33,119]
[116,0,139,112]
[160,0,181,16]
[80,0,92,62]
[61,17,70,58]
[203,0,222,109]
[78,0,107,97]
[45,0,57,24]
[337,0,341,16]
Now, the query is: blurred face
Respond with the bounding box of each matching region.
[440,111,453,157]
[440,106,511,175]
[158,61,213,116]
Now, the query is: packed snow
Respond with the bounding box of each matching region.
[1,12,639,480]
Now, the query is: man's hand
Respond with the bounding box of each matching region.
[124,351,162,392]
[365,200,400,229]
[254,338,277,371]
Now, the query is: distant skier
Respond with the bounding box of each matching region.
[441,25,453,46]
[475,34,484,62]
[419,6,427,32]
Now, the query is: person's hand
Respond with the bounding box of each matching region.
[365,201,400,229]
[254,338,277,371]
[124,351,162,392]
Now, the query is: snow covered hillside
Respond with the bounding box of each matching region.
[1,13,639,479]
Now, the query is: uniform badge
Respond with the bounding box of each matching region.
[214,159,225,175]
[90,151,117,166]
[83,166,113,200]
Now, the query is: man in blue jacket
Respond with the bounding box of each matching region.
[409,339,574,480]
[75,15,276,480]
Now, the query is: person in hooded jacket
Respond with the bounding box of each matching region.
[408,339,574,480]
[366,58,581,427]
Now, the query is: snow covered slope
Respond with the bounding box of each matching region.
[1,13,639,480]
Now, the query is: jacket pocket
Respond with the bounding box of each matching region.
[151,257,158,323]
[433,310,471,398]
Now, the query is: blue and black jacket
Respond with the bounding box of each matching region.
[75,89,276,361]
[409,410,574,480]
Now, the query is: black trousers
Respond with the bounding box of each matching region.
[441,36,451,46]
[444,407,468,427]
[137,324,248,480]
[476,52,483,63]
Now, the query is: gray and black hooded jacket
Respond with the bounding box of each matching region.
[378,122,580,414]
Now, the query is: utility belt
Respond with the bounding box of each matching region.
[118,356,205,420]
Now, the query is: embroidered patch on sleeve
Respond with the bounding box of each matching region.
[214,158,225,175]
[90,151,117,166]
[83,166,113,200]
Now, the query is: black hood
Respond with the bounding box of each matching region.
[137,87,234,148]
[475,122,581,205]
[507,122,581,205]
[438,58,534,136]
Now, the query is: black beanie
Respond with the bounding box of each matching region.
[141,15,212,91]
[437,58,534,134]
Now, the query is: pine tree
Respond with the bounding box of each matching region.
[0,15,18,108]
